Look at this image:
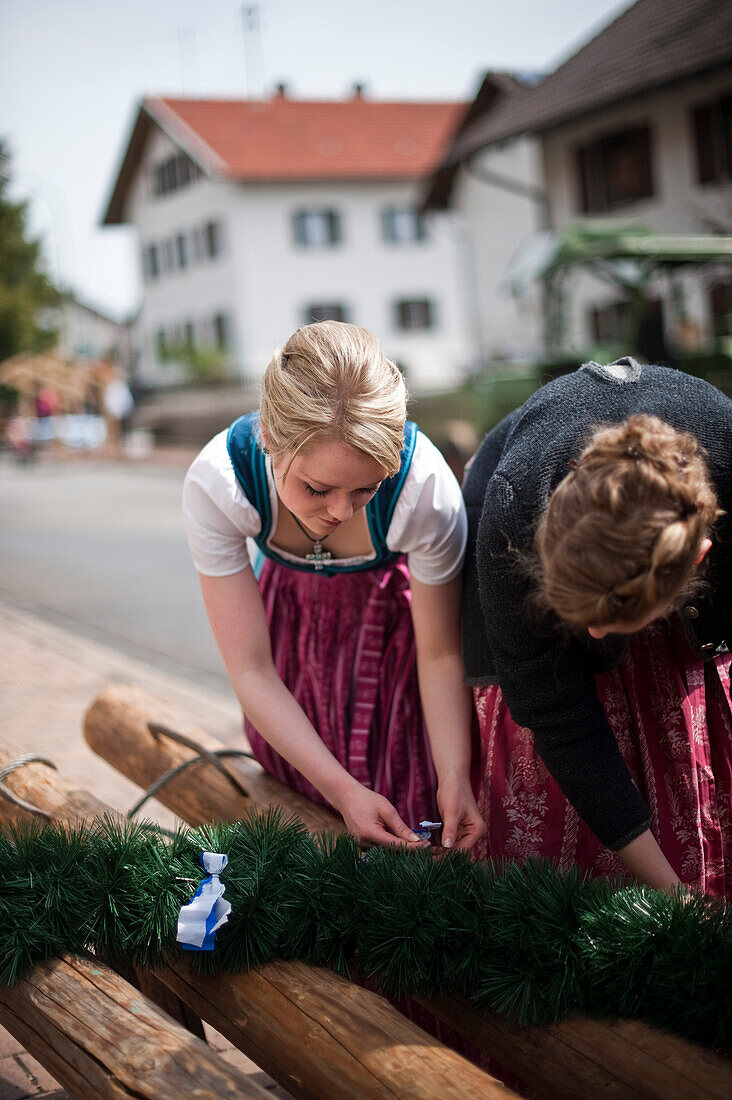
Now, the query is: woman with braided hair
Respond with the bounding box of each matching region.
[462,357,731,897]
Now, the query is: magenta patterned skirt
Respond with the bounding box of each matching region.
[245,556,439,827]
[474,618,732,899]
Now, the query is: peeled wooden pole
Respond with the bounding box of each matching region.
[0,745,206,1039]
[0,955,271,1100]
[85,684,732,1100]
[0,729,508,1100]
[0,743,272,1100]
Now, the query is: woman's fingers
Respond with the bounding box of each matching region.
[380,803,426,845]
[344,791,427,848]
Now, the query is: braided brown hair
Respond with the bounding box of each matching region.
[535,415,720,629]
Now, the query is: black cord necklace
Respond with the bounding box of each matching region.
[286,507,334,571]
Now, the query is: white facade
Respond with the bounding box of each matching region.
[541,67,732,350]
[51,298,131,367]
[126,127,473,393]
[448,137,545,364]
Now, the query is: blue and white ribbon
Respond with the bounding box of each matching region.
[176,851,231,952]
[413,820,442,842]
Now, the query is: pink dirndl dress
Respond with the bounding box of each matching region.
[246,556,474,1056]
[474,617,732,900]
[245,555,439,827]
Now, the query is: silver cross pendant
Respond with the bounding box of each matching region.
[306,541,332,572]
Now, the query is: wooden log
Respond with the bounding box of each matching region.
[0,955,271,1100]
[1,730,512,1099]
[84,683,342,832]
[420,996,732,1100]
[0,742,273,1100]
[0,741,205,1040]
[85,683,732,1100]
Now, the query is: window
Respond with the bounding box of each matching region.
[144,244,159,281]
[213,313,230,351]
[576,126,654,212]
[710,280,732,337]
[394,298,435,331]
[293,209,342,247]
[192,227,205,263]
[175,233,189,270]
[155,329,167,361]
[692,94,732,184]
[163,238,176,274]
[382,206,427,244]
[205,221,222,259]
[589,300,630,343]
[152,153,201,197]
[303,303,349,324]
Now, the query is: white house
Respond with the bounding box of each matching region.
[423,0,732,358]
[102,90,477,393]
[53,294,133,369]
[422,73,546,366]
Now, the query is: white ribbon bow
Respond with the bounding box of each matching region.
[176,851,232,951]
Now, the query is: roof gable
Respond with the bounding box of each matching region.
[421,71,535,210]
[103,95,466,224]
[431,0,732,171]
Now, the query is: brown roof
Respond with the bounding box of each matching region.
[422,72,535,210]
[103,94,466,224]
[429,0,732,180]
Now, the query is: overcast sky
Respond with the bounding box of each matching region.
[1,0,630,319]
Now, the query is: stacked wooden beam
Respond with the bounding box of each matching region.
[83,684,732,1100]
[0,730,505,1099]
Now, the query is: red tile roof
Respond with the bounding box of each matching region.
[157,95,465,179]
[102,94,466,223]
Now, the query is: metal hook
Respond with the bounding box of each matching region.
[145,722,251,801]
[0,754,58,820]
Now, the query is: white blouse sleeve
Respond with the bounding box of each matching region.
[182,430,262,576]
[386,430,467,584]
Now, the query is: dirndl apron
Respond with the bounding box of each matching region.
[245,554,439,827]
[474,617,732,900]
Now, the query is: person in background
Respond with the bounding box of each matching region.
[462,357,731,898]
[183,321,484,851]
[4,410,36,464]
[103,376,134,458]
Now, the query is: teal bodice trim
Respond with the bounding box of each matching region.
[226,412,417,576]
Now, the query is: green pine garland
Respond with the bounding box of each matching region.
[0,808,730,1051]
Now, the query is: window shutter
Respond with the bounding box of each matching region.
[576,145,592,213]
[382,208,396,242]
[329,210,342,245]
[693,105,716,184]
[634,126,654,199]
[293,211,307,245]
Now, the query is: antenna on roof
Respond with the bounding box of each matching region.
[178,27,198,93]
[241,4,266,100]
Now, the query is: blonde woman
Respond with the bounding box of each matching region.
[184,321,483,850]
[462,358,731,898]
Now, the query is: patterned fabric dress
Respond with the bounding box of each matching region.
[246,555,440,826]
[474,617,732,900]
[184,411,469,1063]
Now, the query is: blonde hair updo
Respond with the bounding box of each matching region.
[534,415,721,629]
[259,321,407,476]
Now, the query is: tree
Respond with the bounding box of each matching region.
[0,140,59,361]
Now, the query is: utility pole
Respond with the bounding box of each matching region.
[241,5,266,100]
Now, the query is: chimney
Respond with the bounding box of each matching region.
[351,82,366,99]
[274,82,288,98]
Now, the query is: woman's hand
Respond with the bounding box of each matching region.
[437,774,485,850]
[333,783,427,848]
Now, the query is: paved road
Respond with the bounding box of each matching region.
[0,456,231,693]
